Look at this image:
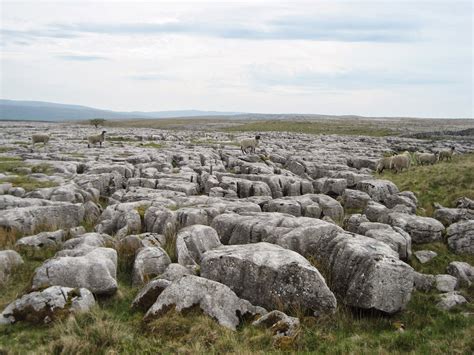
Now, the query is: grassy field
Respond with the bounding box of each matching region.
[0,157,58,191]
[224,120,396,137]
[101,118,398,136]
[378,153,474,216]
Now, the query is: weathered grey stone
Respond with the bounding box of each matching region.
[341,189,372,210]
[144,275,266,330]
[343,213,370,233]
[211,212,413,313]
[16,230,66,252]
[447,220,474,254]
[131,279,171,311]
[388,212,445,243]
[176,225,222,268]
[159,263,194,281]
[385,194,417,214]
[436,292,467,310]
[0,204,85,235]
[414,250,437,264]
[433,205,474,227]
[356,179,399,203]
[364,227,412,260]
[132,247,171,286]
[0,250,23,287]
[116,233,165,257]
[0,286,95,325]
[446,261,474,287]
[413,272,435,292]
[435,274,458,293]
[252,310,300,339]
[201,242,336,315]
[363,201,390,223]
[32,248,118,295]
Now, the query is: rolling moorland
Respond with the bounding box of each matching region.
[0,117,473,354]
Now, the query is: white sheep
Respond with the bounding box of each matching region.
[31,134,50,146]
[390,151,411,173]
[376,156,393,173]
[417,152,439,165]
[439,146,455,161]
[87,130,106,148]
[240,135,261,154]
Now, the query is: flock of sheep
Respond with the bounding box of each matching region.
[31,131,107,148]
[376,146,455,174]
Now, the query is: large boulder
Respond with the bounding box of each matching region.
[447,220,474,254]
[144,275,266,330]
[32,248,118,295]
[211,212,413,314]
[201,242,337,315]
[0,286,95,325]
[176,225,222,268]
[311,232,414,314]
[387,212,444,243]
[0,204,85,235]
[0,250,23,287]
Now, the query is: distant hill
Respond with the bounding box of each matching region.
[0,100,241,121]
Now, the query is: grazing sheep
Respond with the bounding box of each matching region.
[31,134,50,145]
[439,146,455,161]
[390,151,411,173]
[376,156,393,173]
[240,135,261,154]
[87,131,106,148]
[417,152,439,165]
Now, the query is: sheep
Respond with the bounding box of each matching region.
[31,134,50,146]
[376,156,393,173]
[390,151,411,173]
[87,131,106,148]
[417,152,439,165]
[240,135,261,154]
[439,146,455,161]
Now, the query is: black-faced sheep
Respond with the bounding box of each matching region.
[240,135,261,154]
[87,131,106,148]
[439,146,455,161]
[376,156,393,173]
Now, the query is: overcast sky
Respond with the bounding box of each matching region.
[1,0,472,117]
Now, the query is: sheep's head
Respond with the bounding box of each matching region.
[255,135,261,140]
[101,131,107,135]
[450,146,455,151]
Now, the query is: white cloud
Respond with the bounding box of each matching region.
[0,0,472,117]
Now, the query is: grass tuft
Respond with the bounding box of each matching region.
[379,153,474,216]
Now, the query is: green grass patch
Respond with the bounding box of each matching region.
[224,120,395,137]
[142,142,166,149]
[190,139,240,146]
[378,153,474,216]
[410,242,474,276]
[0,176,58,191]
[31,163,54,175]
[107,136,137,142]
